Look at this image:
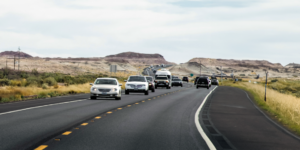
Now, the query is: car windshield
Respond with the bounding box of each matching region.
[128,76,146,82]
[95,79,117,85]
[211,77,217,79]
[172,79,181,81]
[146,77,153,81]
[156,76,168,80]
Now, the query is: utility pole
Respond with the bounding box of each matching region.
[14,55,15,70]
[6,58,7,68]
[264,71,268,102]
[221,66,223,83]
[200,61,202,76]
[18,47,21,71]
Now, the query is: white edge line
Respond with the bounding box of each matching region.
[195,86,218,150]
[0,99,87,116]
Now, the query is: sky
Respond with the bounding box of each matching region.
[0,0,300,65]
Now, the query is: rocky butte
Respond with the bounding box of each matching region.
[105,52,174,65]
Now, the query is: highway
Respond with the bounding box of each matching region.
[1,84,300,150]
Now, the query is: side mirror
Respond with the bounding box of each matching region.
[124,80,127,82]
[90,83,93,86]
[119,84,122,86]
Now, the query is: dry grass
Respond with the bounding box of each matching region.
[222,81,300,135]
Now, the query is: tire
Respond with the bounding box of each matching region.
[197,86,199,89]
[90,96,96,99]
[145,90,149,95]
[115,97,121,100]
[207,86,209,89]
[152,88,155,92]
[155,86,157,89]
[125,90,129,95]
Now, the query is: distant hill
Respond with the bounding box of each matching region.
[105,52,174,65]
[0,51,33,58]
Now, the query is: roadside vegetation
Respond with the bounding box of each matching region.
[220,79,300,136]
[0,68,136,103]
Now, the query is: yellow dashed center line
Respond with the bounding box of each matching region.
[34,145,48,150]
[95,116,101,119]
[148,99,151,100]
[117,108,122,110]
[62,131,72,135]
[75,128,79,130]
[128,105,131,107]
[107,111,113,114]
[54,138,61,141]
[81,123,88,126]
[135,103,139,104]
[142,101,145,102]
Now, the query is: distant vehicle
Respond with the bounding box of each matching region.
[146,76,155,92]
[153,70,157,74]
[161,64,165,67]
[172,78,183,87]
[124,76,149,95]
[182,77,189,83]
[196,77,210,89]
[155,69,172,89]
[90,78,122,100]
[172,76,179,79]
[210,76,219,85]
[155,75,171,89]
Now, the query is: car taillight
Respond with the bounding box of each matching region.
[166,81,169,83]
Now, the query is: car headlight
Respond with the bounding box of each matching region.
[92,88,97,91]
[166,81,169,83]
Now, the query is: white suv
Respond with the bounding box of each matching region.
[125,76,149,95]
[90,78,122,100]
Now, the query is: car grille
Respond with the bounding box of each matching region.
[98,89,111,92]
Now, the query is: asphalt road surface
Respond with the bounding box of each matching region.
[205,86,300,150]
[2,85,300,150]
[0,83,215,150]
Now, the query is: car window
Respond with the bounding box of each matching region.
[146,77,153,81]
[128,76,146,82]
[172,79,181,81]
[156,76,168,80]
[95,79,117,85]
[197,78,208,83]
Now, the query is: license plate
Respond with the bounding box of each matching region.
[200,84,206,86]
[102,92,107,95]
[134,88,138,90]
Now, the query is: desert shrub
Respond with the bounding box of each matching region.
[0,78,10,86]
[240,74,245,76]
[238,79,243,81]
[0,71,4,79]
[271,79,278,82]
[20,72,29,78]
[32,69,39,76]
[27,76,43,86]
[44,77,57,86]
[54,84,59,89]
[42,83,49,89]
[10,80,22,86]
[38,92,48,98]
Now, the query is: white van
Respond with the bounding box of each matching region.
[155,69,172,89]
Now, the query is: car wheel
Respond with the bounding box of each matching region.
[197,86,199,89]
[155,86,157,89]
[145,90,149,95]
[207,86,209,89]
[115,97,121,100]
[125,90,129,95]
[90,96,96,99]
[169,86,171,89]
[152,88,155,92]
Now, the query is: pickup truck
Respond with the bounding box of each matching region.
[154,75,171,89]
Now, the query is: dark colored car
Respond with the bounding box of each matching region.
[196,77,210,89]
[182,77,189,83]
[210,76,219,85]
[146,76,155,92]
[172,78,183,87]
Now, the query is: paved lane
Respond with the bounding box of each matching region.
[206,86,300,150]
[40,86,216,150]
[0,84,192,150]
